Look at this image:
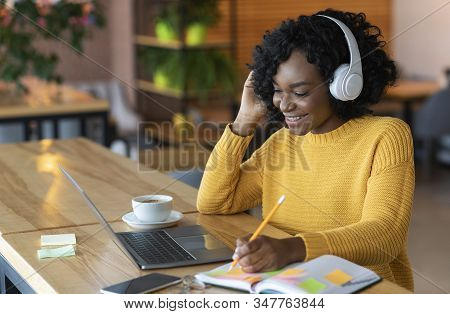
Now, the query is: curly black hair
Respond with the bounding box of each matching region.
[249,8,397,122]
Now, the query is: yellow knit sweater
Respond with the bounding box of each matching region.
[197,114,415,291]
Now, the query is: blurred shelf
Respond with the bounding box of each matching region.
[138,80,184,99]
[135,35,231,50]
[140,120,222,148]
[133,0,237,133]
[137,79,232,102]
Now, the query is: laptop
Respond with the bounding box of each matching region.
[59,166,233,270]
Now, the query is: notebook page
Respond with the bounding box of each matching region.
[254,255,380,294]
[195,262,283,293]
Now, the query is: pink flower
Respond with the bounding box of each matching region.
[69,16,78,25]
[81,15,89,26]
[1,13,12,27]
[69,16,86,27]
[37,17,47,28]
[37,6,51,16]
[36,1,51,16]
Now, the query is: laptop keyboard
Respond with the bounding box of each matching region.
[121,231,195,265]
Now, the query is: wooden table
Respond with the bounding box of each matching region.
[384,79,440,127]
[0,138,199,235]
[0,138,411,294]
[0,214,291,294]
[0,77,109,144]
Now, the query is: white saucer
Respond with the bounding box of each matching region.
[122,210,183,230]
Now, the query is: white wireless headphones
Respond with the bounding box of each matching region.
[317,15,363,101]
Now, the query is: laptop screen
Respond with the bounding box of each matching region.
[59,166,140,268]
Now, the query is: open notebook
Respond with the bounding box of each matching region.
[195,255,381,294]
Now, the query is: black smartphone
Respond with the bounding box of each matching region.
[100,273,182,294]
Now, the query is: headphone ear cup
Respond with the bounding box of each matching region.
[343,73,363,100]
[329,64,350,101]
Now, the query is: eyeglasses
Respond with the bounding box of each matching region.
[167,275,208,294]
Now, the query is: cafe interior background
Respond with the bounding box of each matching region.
[0,0,449,293]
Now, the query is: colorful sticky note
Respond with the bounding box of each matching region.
[41,234,76,246]
[277,268,305,277]
[37,245,75,259]
[243,276,262,284]
[325,269,353,285]
[298,278,327,294]
[265,269,283,277]
[227,268,246,277]
[207,270,227,277]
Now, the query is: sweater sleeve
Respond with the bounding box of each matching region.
[196,124,267,214]
[296,120,415,266]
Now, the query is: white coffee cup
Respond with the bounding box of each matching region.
[132,195,172,223]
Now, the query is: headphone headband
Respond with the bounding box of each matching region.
[317,14,363,100]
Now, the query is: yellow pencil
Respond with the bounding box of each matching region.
[228,195,286,271]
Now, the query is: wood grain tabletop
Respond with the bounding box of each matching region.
[0,138,199,235]
[0,138,411,294]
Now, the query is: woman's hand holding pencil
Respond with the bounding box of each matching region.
[230,195,307,273]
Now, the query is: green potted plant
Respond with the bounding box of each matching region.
[146,0,234,100]
[183,0,219,45]
[154,3,178,42]
[0,0,105,93]
[154,0,219,45]
[140,47,236,101]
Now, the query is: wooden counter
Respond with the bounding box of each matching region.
[382,79,441,127]
[385,79,440,101]
[0,76,108,119]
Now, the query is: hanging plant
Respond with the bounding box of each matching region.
[0,0,105,92]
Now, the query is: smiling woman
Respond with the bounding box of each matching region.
[250,9,396,126]
[197,9,415,292]
[272,50,334,135]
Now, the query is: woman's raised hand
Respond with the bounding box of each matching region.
[232,71,267,136]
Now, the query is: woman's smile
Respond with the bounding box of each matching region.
[284,113,309,128]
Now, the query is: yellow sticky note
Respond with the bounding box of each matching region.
[325,269,353,285]
[37,245,76,259]
[41,234,76,246]
[278,268,304,277]
[226,268,246,276]
[243,276,262,284]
